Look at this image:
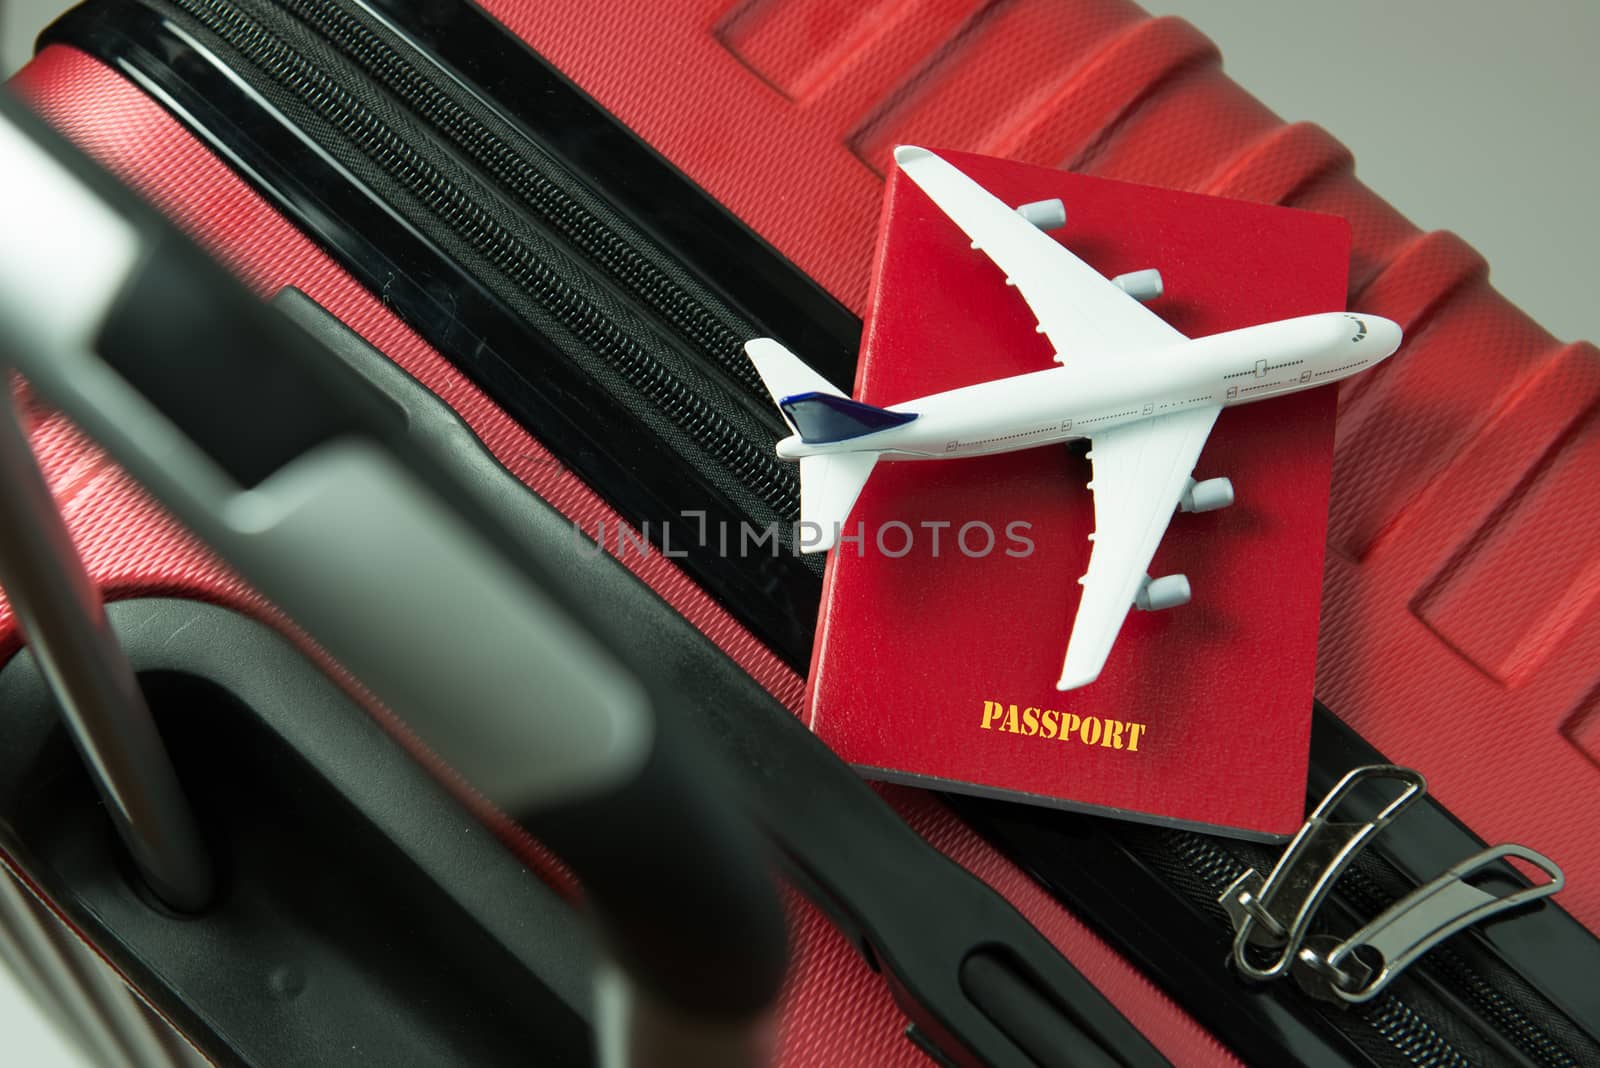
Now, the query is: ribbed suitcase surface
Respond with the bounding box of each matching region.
[4,2,1596,1065]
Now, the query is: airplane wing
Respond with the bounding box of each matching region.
[894,145,1184,361]
[1057,404,1222,690]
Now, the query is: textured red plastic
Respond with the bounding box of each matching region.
[810,151,1349,836]
[6,0,1599,1059]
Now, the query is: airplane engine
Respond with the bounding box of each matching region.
[1136,574,1191,612]
[1181,476,1234,513]
[1015,198,1067,231]
[1112,269,1163,302]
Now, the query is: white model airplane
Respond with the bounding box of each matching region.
[747,145,1402,690]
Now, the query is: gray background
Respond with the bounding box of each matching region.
[0,0,1593,1064]
[1145,0,1599,344]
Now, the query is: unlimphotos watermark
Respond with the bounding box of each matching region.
[571,511,1035,560]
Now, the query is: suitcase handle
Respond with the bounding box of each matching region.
[0,93,786,1065]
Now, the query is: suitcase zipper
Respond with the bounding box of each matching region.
[1221,769,1562,1008]
[1160,771,1576,1068]
[161,0,802,523]
[1156,832,1488,1068]
[273,0,768,404]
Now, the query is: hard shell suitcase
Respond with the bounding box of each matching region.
[3,1,1598,1065]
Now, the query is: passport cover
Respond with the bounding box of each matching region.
[806,150,1350,837]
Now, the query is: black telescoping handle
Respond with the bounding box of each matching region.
[0,90,785,1062]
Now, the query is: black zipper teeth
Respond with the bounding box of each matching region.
[1335,864,1580,1068]
[274,0,770,404]
[1165,828,1253,895]
[168,0,799,519]
[1366,999,1473,1068]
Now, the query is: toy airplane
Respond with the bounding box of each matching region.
[747,145,1402,690]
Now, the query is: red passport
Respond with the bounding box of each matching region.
[805,150,1350,838]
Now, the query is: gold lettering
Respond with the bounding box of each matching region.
[979,701,1146,754]
[1079,716,1102,746]
[1101,719,1125,749]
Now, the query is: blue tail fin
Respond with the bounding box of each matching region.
[779,391,917,444]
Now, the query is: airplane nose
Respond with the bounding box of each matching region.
[1367,316,1403,356]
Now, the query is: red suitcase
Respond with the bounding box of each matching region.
[3,1,1596,1064]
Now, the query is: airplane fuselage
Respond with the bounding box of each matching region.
[776,311,1393,460]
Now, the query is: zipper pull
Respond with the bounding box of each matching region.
[1220,765,1427,981]
[1292,843,1564,1004]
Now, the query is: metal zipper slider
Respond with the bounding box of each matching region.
[1292,843,1564,1004]
[1221,765,1426,981]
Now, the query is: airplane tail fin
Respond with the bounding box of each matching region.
[746,337,846,413]
[745,338,916,444]
[798,452,878,552]
[744,338,896,550]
